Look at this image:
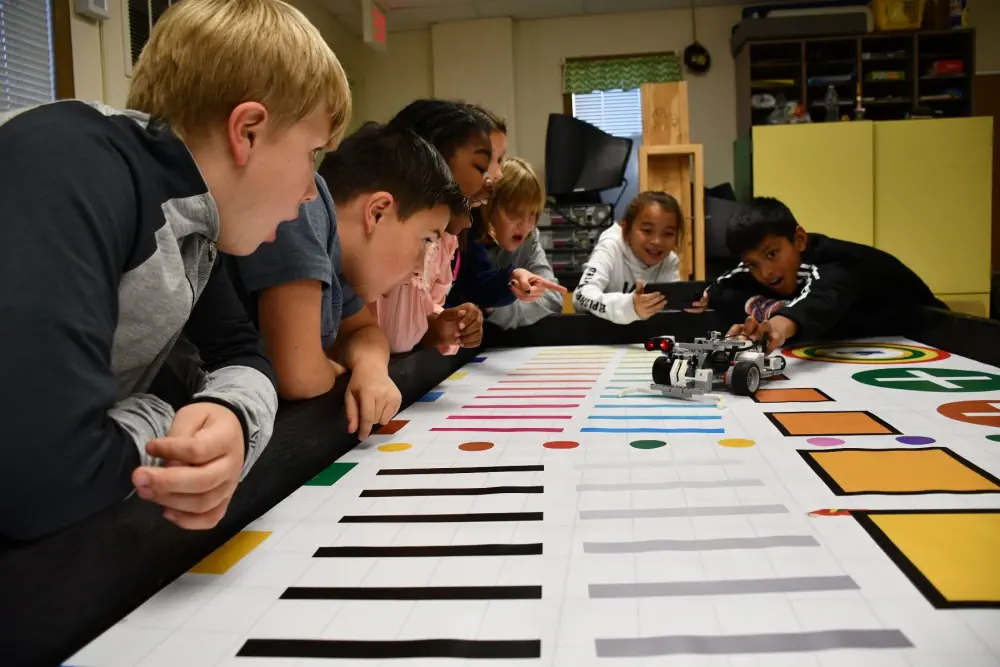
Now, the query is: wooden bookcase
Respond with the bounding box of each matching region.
[735,28,976,136]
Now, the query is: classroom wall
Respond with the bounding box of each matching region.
[353,6,742,188]
[66,0,364,128]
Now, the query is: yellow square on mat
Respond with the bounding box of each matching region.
[801,447,1000,495]
[448,371,468,380]
[189,530,271,575]
[857,511,1000,607]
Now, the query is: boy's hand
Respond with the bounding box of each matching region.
[685,289,710,313]
[726,315,797,352]
[632,281,667,319]
[345,363,402,441]
[509,268,566,303]
[132,402,245,530]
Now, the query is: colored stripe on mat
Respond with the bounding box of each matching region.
[431,427,564,433]
[594,630,912,657]
[314,543,543,557]
[586,415,722,421]
[238,639,541,660]
[580,427,725,434]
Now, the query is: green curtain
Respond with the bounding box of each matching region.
[562,54,682,94]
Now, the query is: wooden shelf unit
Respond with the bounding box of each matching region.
[736,28,976,135]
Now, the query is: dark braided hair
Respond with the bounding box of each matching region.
[386,99,492,161]
[465,103,507,135]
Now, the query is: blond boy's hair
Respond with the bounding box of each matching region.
[481,157,545,243]
[127,0,351,147]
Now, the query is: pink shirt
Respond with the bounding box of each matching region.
[375,231,460,355]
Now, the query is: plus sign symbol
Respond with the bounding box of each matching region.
[852,367,1000,393]
[937,400,1000,427]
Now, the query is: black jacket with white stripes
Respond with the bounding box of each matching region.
[707,233,945,342]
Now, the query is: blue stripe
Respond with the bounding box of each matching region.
[581,427,726,434]
[588,415,722,420]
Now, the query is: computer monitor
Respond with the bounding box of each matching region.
[545,113,632,200]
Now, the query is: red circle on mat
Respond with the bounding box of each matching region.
[458,441,494,451]
[543,441,579,449]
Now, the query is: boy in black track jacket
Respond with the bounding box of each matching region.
[699,197,945,351]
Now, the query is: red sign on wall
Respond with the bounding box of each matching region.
[363,0,387,52]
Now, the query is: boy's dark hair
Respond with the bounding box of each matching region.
[622,190,683,238]
[725,196,799,258]
[317,121,467,220]
[465,103,507,134]
[386,99,492,162]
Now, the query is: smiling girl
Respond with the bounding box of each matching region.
[573,190,682,324]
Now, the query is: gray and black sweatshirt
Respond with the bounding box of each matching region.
[0,100,278,541]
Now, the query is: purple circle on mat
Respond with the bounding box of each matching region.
[807,437,845,447]
[895,435,936,445]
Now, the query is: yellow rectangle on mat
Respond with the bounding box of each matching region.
[865,511,1000,606]
[804,448,1000,495]
[448,371,468,380]
[189,530,271,575]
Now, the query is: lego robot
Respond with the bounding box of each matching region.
[645,331,786,399]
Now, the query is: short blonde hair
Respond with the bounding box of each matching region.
[127,0,350,147]
[481,157,545,242]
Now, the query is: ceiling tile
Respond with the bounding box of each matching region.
[385,3,479,30]
[474,0,584,21]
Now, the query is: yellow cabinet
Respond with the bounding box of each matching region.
[752,118,993,302]
[753,122,875,247]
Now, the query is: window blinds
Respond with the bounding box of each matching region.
[572,88,643,138]
[0,0,55,111]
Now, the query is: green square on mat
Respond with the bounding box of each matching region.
[306,461,358,486]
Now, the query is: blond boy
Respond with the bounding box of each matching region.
[0,0,350,541]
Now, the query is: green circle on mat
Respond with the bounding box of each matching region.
[987,435,1000,443]
[852,367,1000,393]
[630,439,666,450]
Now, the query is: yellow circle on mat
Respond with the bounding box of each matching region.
[718,438,756,448]
[378,442,412,452]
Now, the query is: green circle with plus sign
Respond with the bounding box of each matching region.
[852,367,1000,393]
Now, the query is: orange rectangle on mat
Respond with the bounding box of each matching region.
[854,510,1000,608]
[800,447,1000,495]
[376,420,408,435]
[189,530,271,575]
[766,410,898,436]
[752,388,832,403]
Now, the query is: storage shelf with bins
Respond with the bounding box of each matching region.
[736,28,975,134]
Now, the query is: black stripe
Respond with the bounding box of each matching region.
[238,638,542,659]
[313,543,543,557]
[339,512,543,523]
[360,485,543,497]
[281,585,541,600]
[378,465,544,475]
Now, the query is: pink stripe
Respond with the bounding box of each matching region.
[507,373,600,377]
[488,386,593,391]
[430,427,564,433]
[474,395,585,398]
[447,415,571,420]
[499,380,592,384]
[462,404,580,408]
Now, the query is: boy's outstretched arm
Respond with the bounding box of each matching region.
[0,106,175,540]
[772,262,859,341]
[328,295,401,441]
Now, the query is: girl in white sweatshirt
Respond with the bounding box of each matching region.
[573,191,682,324]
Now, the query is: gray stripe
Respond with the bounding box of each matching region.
[583,535,819,553]
[575,459,742,470]
[590,575,858,598]
[595,629,912,657]
[580,504,787,519]
[577,479,763,492]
